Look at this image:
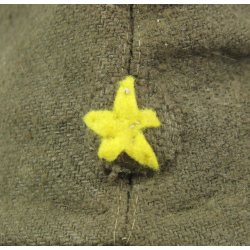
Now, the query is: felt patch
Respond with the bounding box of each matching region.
[83,76,161,171]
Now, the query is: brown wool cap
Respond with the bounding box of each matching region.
[0,5,250,245]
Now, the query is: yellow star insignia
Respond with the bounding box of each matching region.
[83,76,161,171]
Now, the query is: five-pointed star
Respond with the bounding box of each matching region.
[83,76,161,171]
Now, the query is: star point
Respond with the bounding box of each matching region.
[83,76,161,171]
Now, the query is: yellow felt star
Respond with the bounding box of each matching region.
[83,76,161,171]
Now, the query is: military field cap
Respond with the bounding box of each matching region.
[0,5,250,245]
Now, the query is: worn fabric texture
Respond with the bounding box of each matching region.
[0,5,250,246]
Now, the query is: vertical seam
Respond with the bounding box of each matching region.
[127,4,134,75]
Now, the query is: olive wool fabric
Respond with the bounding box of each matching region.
[0,5,250,246]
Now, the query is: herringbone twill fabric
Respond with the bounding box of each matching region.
[0,5,250,245]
